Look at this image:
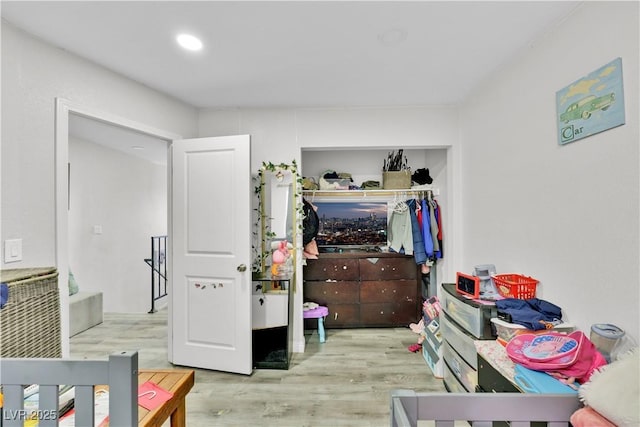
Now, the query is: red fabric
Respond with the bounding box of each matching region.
[138,381,173,411]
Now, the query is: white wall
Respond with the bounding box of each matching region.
[1,22,196,269]
[69,136,167,313]
[460,2,639,341]
[198,106,461,352]
[1,22,198,354]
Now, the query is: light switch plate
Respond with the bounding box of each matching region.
[4,239,23,263]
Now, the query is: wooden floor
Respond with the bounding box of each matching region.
[71,310,446,426]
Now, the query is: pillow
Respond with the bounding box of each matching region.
[579,347,639,426]
[68,270,80,296]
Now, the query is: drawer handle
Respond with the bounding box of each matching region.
[334,313,338,320]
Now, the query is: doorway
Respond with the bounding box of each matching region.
[55,98,181,356]
[68,113,169,314]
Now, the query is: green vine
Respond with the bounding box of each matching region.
[252,160,303,274]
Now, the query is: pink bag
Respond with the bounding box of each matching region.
[506,330,607,383]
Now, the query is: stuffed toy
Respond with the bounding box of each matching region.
[271,240,291,276]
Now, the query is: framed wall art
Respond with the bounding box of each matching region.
[556,57,625,145]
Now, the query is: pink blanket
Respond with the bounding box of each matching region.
[570,406,616,427]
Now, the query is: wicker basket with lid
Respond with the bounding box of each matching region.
[0,267,61,358]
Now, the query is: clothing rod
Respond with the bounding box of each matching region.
[302,188,439,199]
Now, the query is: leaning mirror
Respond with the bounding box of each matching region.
[264,169,294,241]
[255,162,299,276]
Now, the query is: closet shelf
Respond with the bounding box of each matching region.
[302,187,439,200]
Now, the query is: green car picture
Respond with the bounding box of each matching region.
[560,93,615,123]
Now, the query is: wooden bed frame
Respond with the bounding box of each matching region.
[390,390,582,427]
[1,351,138,427]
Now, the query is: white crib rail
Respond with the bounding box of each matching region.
[390,390,581,427]
[1,351,138,427]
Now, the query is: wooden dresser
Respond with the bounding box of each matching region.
[303,252,421,328]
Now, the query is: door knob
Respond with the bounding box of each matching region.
[237,264,247,272]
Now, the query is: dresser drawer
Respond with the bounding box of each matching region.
[441,312,478,369]
[304,258,360,280]
[443,361,469,393]
[359,302,416,326]
[359,257,417,280]
[304,281,359,304]
[441,284,496,339]
[442,341,478,393]
[360,280,418,303]
[477,353,520,393]
[324,304,359,327]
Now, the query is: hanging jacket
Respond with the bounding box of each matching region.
[433,200,443,258]
[407,199,426,265]
[421,198,434,257]
[388,203,413,255]
[428,199,440,253]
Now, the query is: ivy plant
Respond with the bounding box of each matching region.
[252,160,303,274]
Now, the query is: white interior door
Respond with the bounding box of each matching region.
[169,135,252,374]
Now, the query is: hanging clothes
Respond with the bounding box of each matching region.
[421,198,434,257]
[416,200,424,229]
[428,198,440,254]
[388,200,413,255]
[407,199,426,265]
[434,199,443,258]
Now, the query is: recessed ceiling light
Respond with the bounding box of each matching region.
[131,146,145,150]
[176,34,203,51]
[378,28,408,45]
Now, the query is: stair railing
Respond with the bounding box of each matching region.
[144,235,167,313]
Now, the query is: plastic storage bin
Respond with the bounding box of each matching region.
[491,317,575,345]
[441,285,497,339]
[319,178,350,190]
[590,323,625,361]
[492,274,538,299]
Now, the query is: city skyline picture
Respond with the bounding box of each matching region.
[315,202,388,219]
[314,202,388,246]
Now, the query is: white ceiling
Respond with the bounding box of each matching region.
[2,1,581,163]
[2,1,581,108]
[68,113,169,165]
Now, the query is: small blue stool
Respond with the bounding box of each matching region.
[303,306,329,343]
